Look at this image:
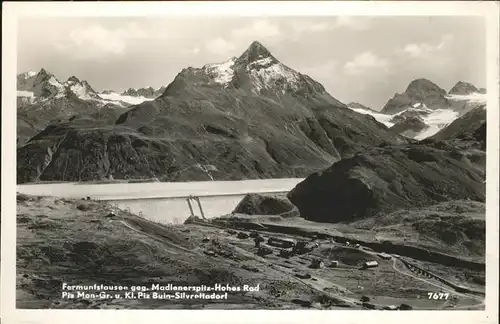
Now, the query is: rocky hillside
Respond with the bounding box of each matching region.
[17,41,408,183]
[287,141,485,223]
[350,200,485,261]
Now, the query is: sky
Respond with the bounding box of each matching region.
[17,16,486,110]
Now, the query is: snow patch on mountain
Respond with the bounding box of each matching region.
[250,62,301,93]
[19,71,37,79]
[17,91,35,98]
[69,83,93,100]
[349,107,395,128]
[99,92,153,105]
[203,58,236,85]
[247,57,274,70]
[446,92,487,103]
[46,76,67,98]
[414,109,460,140]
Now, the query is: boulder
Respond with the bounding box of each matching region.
[233,193,297,216]
[399,303,413,310]
[237,232,250,239]
[295,273,312,279]
[257,245,273,256]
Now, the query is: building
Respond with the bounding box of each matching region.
[268,237,296,248]
[362,261,379,269]
[328,260,339,268]
[378,253,392,260]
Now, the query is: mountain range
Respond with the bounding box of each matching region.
[17,41,411,183]
[16,41,487,185]
[121,86,166,98]
[350,78,486,140]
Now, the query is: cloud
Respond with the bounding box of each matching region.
[397,34,454,58]
[300,60,339,81]
[231,20,281,39]
[55,23,147,59]
[290,17,371,35]
[204,37,236,55]
[204,20,281,55]
[290,21,332,33]
[335,16,371,30]
[344,51,388,75]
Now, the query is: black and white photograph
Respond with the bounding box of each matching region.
[2,1,499,323]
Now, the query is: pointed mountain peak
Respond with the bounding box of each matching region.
[38,68,51,76]
[67,76,80,83]
[449,81,479,95]
[35,68,57,82]
[405,78,446,95]
[237,41,277,66]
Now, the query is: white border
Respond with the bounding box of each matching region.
[2,2,499,324]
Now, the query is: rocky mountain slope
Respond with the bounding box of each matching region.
[17,41,408,183]
[287,140,485,223]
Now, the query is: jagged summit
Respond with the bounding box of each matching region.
[163,40,332,99]
[236,41,278,67]
[67,76,80,83]
[35,68,55,82]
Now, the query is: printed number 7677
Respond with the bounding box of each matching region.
[428,292,450,300]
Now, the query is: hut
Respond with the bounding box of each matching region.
[268,237,296,248]
[378,253,392,260]
[362,261,379,269]
[328,260,339,268]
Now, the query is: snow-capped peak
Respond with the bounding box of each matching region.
[237,41,276,66]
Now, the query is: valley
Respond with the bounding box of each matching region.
[14,39,488,311]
